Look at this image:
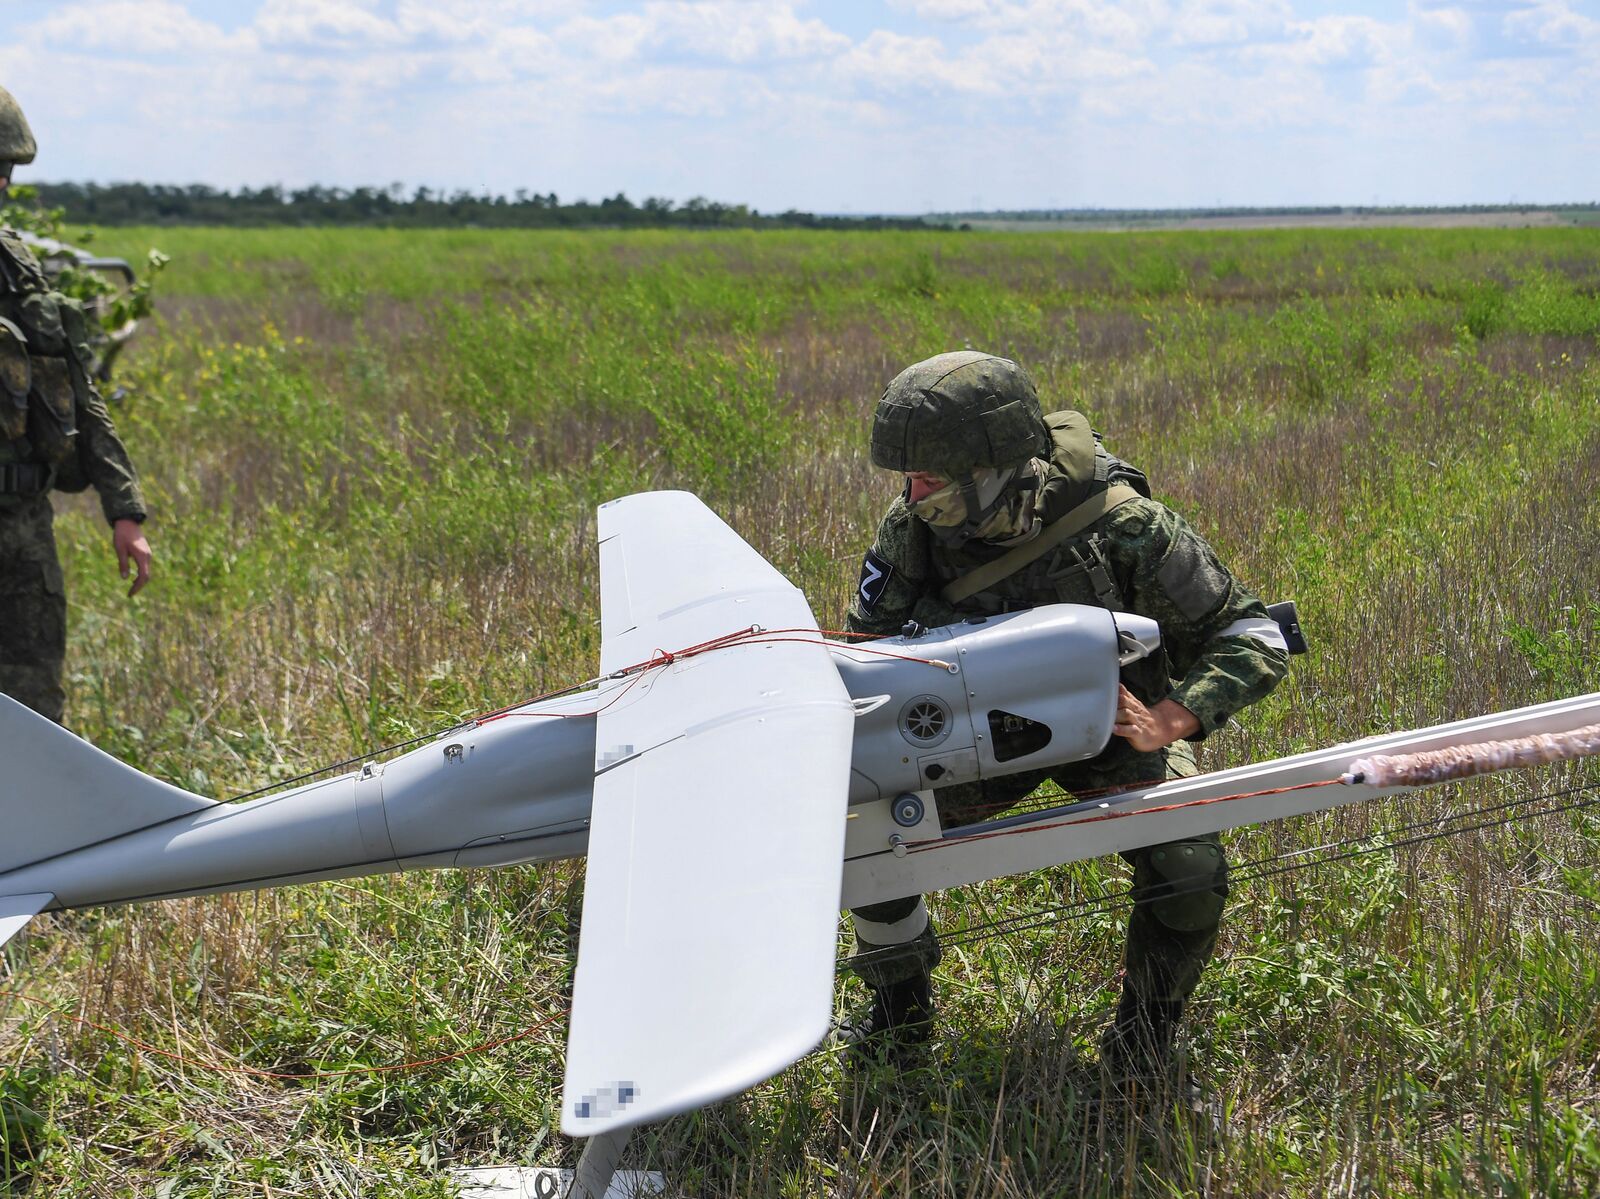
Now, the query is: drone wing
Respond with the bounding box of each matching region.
[561,491,855,1137]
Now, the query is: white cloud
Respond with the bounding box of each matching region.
[255,0,403,47]
[837,29,1001,93]
[556,12,656,61]
[886,0,1002,19]
[3,0,1594,208]
[659,2,851,63]
[1167,0,1293,46]
[395,0,586,40]
[887,0,1157,43]
[253,0,582,48]
[1503,1,1600,47]
[1254,15,1395,67]
[27,0,255,55]
[555,3,850,65]
[1086,55,1332,128]
[836,15,1153,98]
[1411,4,1472,49]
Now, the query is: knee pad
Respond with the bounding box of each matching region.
[849,898,941,988]
[1140,839,1228,933]
[852,897,930,948]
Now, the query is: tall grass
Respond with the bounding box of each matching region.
[2,227,1597,1196]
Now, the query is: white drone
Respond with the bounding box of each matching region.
[3,491,1596,1198]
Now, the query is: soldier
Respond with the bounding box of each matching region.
[0,85,150,724]
[844,351,1289,1073]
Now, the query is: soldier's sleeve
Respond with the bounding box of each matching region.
[1109,500,1288,738]
[63,299,146,525]
[845,497,955,637]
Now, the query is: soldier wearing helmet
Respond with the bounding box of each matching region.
[844,351,1289,1076]
[1,85,151,724]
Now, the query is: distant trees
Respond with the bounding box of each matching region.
[28,182,936,231]
[931,204,1600,224]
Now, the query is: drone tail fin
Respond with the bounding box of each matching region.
[0,693,216,879]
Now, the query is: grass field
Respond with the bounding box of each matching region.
[3,225,1599,1197]
[955,209,1588,233]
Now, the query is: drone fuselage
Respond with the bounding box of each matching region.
[0,605,1148,914]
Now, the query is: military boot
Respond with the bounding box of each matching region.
[1098,990,1183,1077]
[841,972,936,1059]
[1097,991,1219,1126]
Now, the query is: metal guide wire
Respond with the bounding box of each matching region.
[840,776,1600,970]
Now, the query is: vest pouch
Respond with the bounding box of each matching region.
[0,230,51,293]
[27,356,78,465]
[56,298,100,374]
[0,316,28,441]
[16,291,67,355]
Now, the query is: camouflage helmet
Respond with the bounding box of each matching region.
[0,87,38,167]
[870,351,1049,476]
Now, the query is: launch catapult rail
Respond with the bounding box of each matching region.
[838,691,1600,911]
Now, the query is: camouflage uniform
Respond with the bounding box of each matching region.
[1,177,147,723]
[846,389,1288,1018]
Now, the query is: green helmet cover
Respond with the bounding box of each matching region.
[870,351,1049,476]
[0,87,37,166]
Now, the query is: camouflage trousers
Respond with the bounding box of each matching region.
[0,494,66,723]
[849,741,1228,1005]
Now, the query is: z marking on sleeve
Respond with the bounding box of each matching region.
[857,549,895,613]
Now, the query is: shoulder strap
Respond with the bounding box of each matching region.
[940,483,1141,606]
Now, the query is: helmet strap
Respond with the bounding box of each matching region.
[954,476,988,543]
[924,465,1025,547]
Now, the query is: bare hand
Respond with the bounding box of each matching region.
[1113,685,1199,752]
[112,519,152,597]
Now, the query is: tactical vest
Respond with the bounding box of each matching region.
[928,410,1171,707]
[0,228,94,502]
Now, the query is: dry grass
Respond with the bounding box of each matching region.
[3,225,1598,1197]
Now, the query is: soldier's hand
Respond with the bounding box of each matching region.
[112,518,152,597]
[1114,685,1199,751]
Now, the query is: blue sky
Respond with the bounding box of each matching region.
[1,1,1596,212]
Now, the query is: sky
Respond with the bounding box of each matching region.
[1,0,1597,213]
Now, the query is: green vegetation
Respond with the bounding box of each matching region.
[29,182,934,232]
[3,225,1598,1196]
[0,185,170,339]
[934,205,1600,231]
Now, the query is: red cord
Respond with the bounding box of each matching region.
[474,625,954,725]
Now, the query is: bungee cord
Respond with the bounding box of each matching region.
[1343,722,1600,786]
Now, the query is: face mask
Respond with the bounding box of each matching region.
[969,483,1040,546]
[905,476,975,530]
[907,461,1042,546]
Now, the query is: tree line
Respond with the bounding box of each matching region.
[30,182,939,231]
[935,203,1600,222]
